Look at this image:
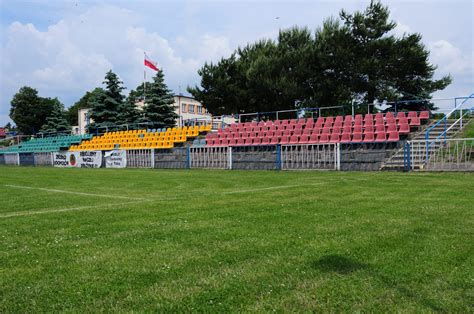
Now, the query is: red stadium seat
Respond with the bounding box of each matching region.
[364,114,373,122]
[319,133,329,143]
[343,125,352,134]
[274,120,282,126]
[274,130,283,137]
[329,133,340,143]
[375,131,386,142]
[375,113,383,120]
[321,128,331,134]
[387,131,399,142]
[281,120,290,126]
[375,124,385,132]
[396,112,406,121]
[407,111,417,118]
[280,136,290,145]
[289,135,299,144]
[228,138,237,146]
[299,134,310,144]
[315,117,325,127]
[270,136,279,145]
[353,125,363,134]
[297,118,306,124]
[352,133,363,143]
[398,117,409,125]
[363,133,375,142]
[398,123,410,135]
[220,139,229,146]
[293,129,303,136]
[386,124,397,132]
[386,112,395,120]
[419,111,429,120]
[236,138,245,146]
[340,133,351,143]
[252,137,262,146]
[309,134,319,143]
[325,117,334,124]
[302,128,312,135]
[364,125,374,133]
[244,138,253,146]
[409,117,421,126]
[261,137,270,145]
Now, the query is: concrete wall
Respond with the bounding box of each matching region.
[231,146,279,170]
[154,148,188,169]
[340,142,401,171]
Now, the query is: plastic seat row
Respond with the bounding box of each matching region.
[208,130,401,146]
[71,125,211,151]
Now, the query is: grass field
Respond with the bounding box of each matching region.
[0,167,473,312]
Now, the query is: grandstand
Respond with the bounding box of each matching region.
[69,125,211,151]
[0,134,92,153]
[206,111,429,146]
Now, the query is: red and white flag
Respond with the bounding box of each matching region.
[144,53,159,71]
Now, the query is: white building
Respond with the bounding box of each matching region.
[73,95,236,134]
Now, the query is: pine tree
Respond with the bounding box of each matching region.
[143,70,178,129]
[90,70,125,126]
[40,99,71,134]
[116,100,142,127]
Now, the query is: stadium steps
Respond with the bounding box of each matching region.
[381,119,469,170]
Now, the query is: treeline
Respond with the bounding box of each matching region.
[9,70,177,135]
[188,1,451,115]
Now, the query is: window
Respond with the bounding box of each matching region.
[197,106,202,114]
[182,104,186,113]
[189,104,195,113]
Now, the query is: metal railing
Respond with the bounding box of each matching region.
[407,138,474,171]
[281,143,339,170]
[424,94,474,162]
[189,146,230,169]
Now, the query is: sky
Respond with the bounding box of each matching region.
[0,0,473,126]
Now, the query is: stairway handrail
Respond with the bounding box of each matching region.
[425,93,474,140]
[424,93,473,163]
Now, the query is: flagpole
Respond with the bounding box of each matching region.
[143,51,146,104]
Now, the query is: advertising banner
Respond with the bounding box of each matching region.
[69,151,102,168]
[105,150,126,168]
[53,152,69,167]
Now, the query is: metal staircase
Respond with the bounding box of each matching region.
[381,119,468,170]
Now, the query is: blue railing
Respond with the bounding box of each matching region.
[424,93,474,162]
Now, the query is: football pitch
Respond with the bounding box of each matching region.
[0,166,472,312]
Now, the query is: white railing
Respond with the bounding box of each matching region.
[281,143,339,170]
[409,139,474,171]
[189,146,230,169]
[126,149,153,168]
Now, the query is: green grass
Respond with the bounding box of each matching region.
[0,167,472,312]
[461,118,474,138]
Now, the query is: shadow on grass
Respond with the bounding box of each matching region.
[310,254,444,311]
[310,254,366,275]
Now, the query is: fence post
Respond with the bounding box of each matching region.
[336,143,341,171]
[276,144,282,170]
[50,152,54,167]
[17,153,20,166]
[151,149,155,169]
[228,146,232,170]
[403,142,411,172]
[186,146,190,169]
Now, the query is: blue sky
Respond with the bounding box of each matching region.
[1,0,473,126]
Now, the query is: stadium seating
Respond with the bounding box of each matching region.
[206,111,428,146]
[70,124,211,151]
[0,134,92,154]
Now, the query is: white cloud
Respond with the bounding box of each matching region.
[392,21,411,36]
[428,40,473,76]
[0,4,232,125]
